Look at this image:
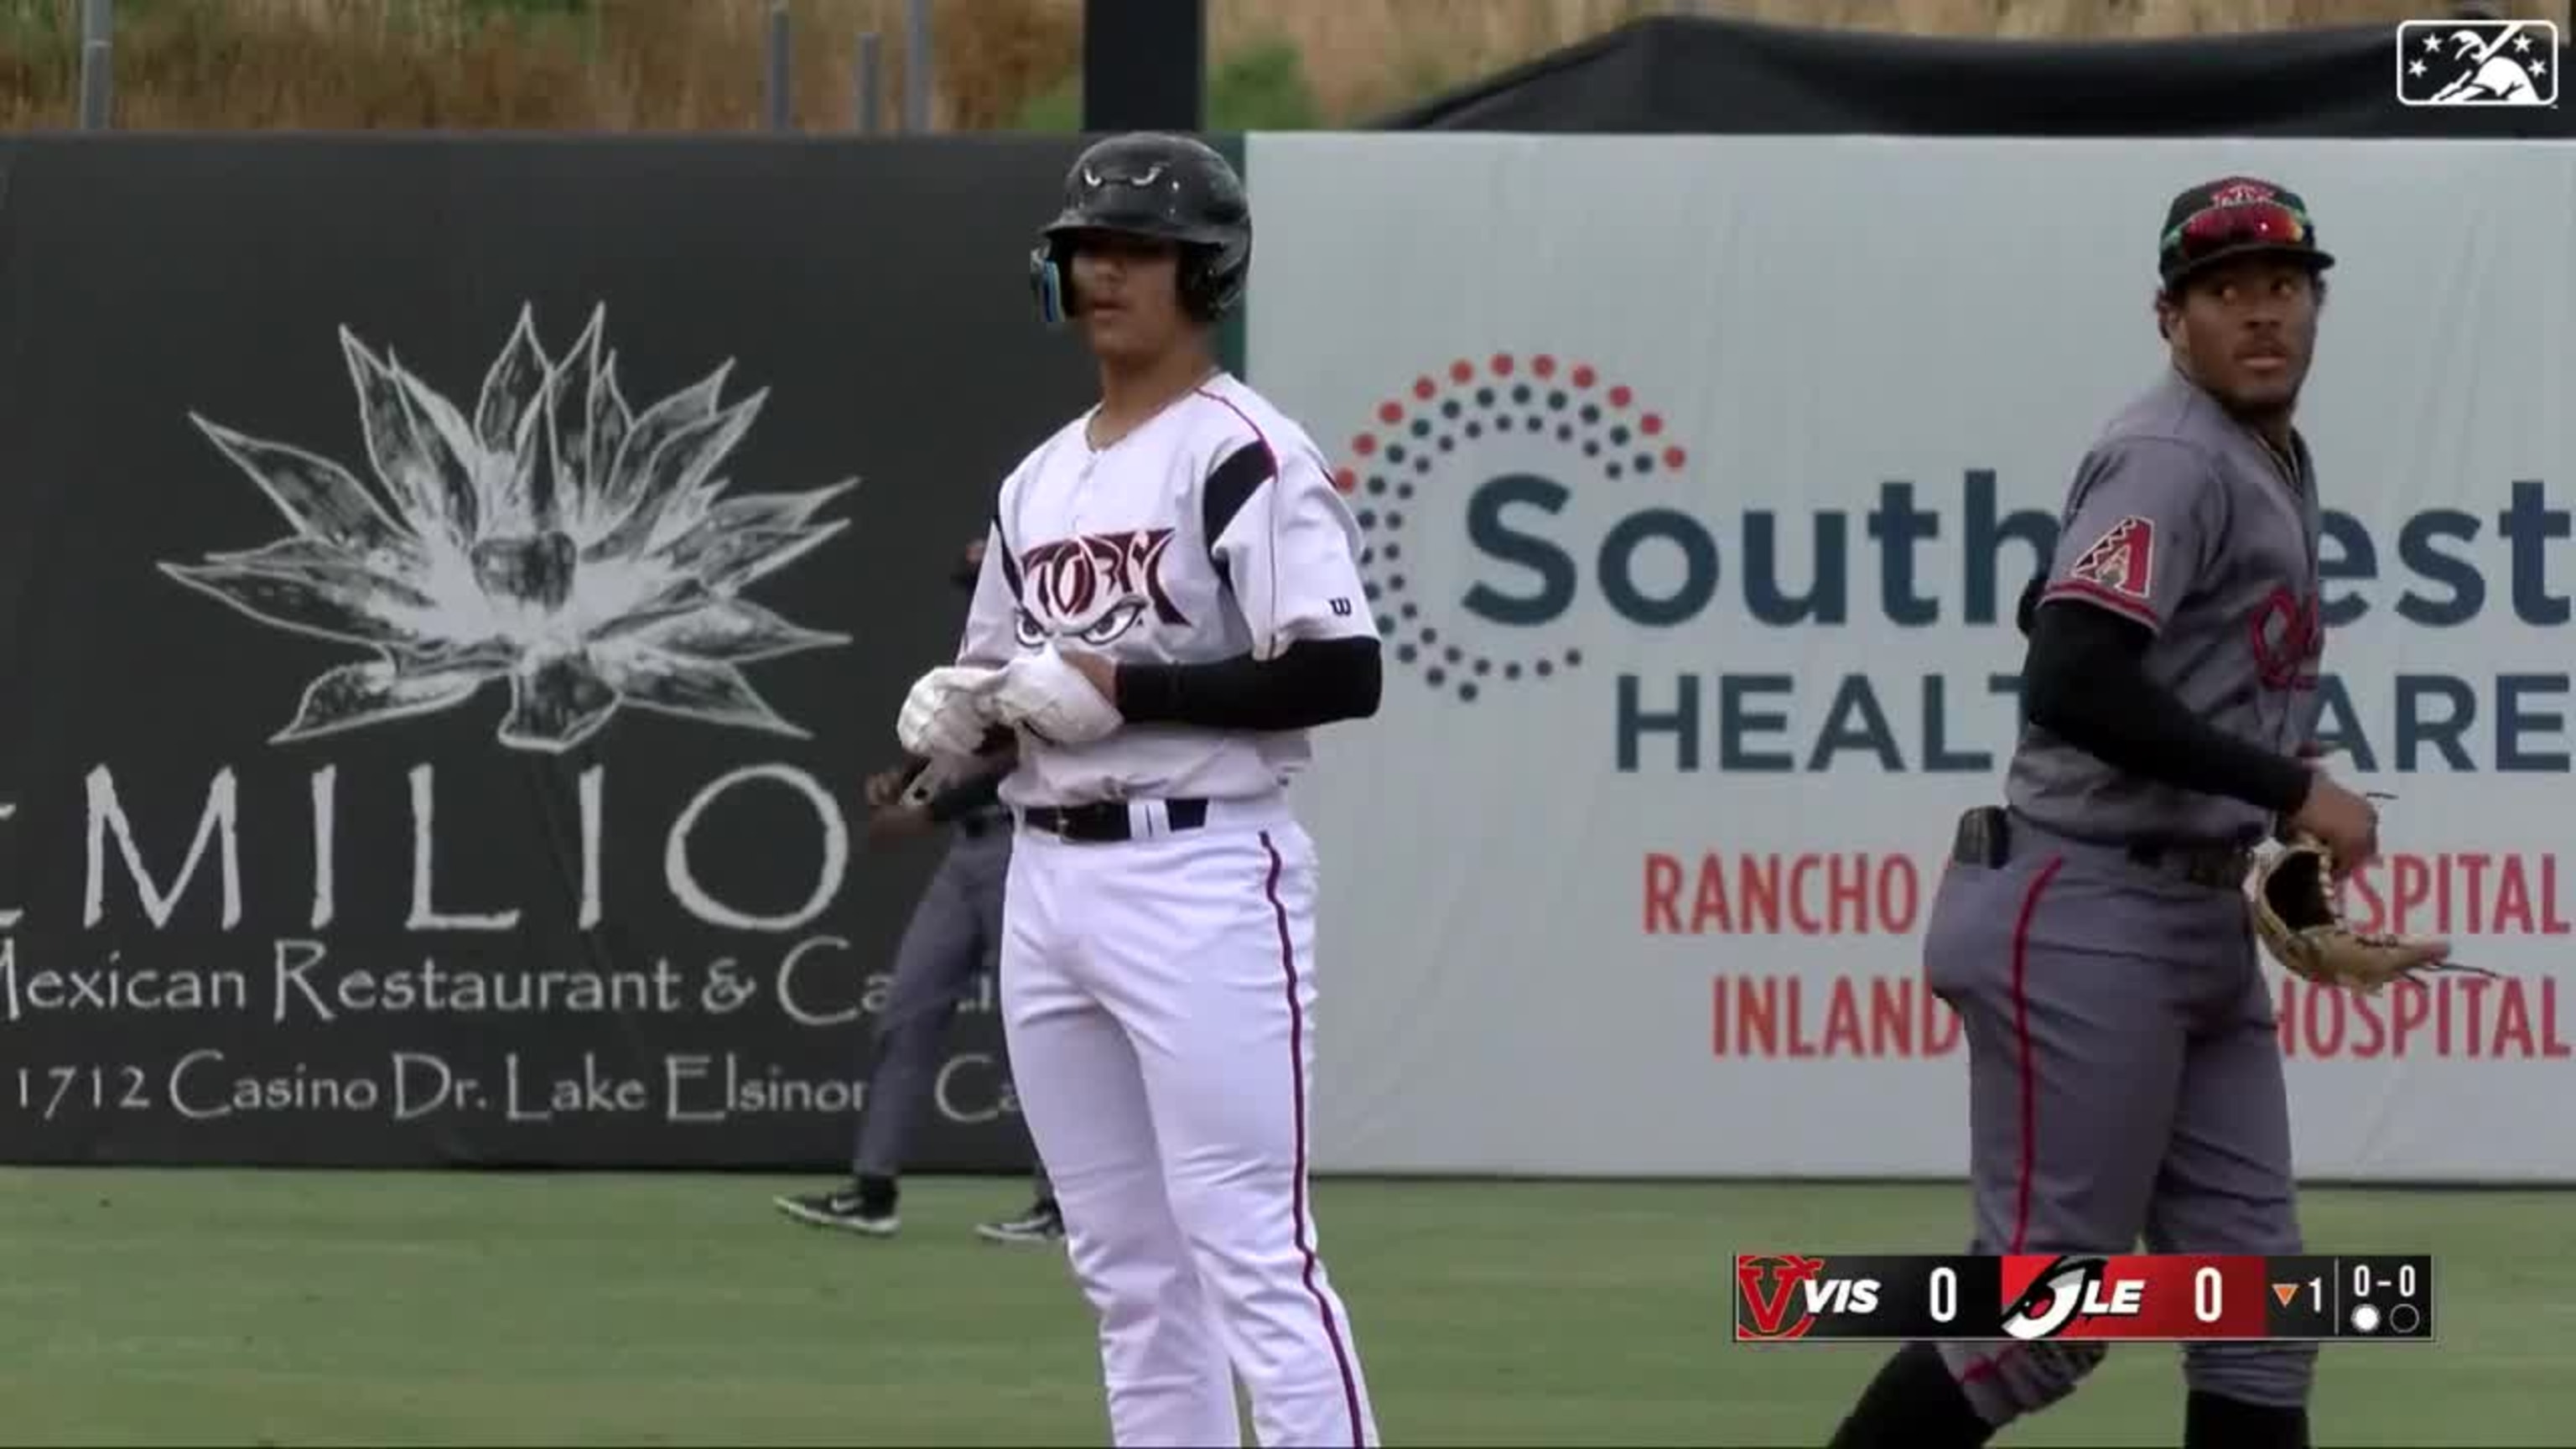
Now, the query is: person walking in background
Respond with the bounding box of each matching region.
[774,538,1059,1245]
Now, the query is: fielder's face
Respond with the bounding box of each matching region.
[1069,231,1189,364]
[2160,257,2321,422]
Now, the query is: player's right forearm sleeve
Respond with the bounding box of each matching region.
[1115,636,1382,731]
[2023,601,2314,816]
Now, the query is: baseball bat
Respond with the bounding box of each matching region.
[2464,21,2526,71]
[899,726,1017,809]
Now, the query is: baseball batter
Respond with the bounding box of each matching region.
[897,133,1382,1447]
[1828,179,2437,1449]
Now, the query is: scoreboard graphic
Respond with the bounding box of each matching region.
[1732,1254,2436,1343]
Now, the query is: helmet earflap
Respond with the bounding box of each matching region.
[1028,236,1242,330]
[1176,240,1247,322]
[1030,242,1072,328]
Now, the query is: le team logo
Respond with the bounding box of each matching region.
[1997,1254,2142,1340]
[1997,1254,2251,1341]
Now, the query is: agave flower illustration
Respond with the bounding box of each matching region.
[161,304,854,754]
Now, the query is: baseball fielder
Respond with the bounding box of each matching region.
[898,132,1382,1447]
[1829,179,2442,1449]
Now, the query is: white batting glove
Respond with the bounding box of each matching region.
[974,645,1123,746]
[896,665,997,758]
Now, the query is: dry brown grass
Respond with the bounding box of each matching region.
[0,0,1057,131]
[0,0,2568,132]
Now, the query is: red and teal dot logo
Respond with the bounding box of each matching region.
[1334,351,1686,703]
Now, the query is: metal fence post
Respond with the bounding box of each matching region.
[79,0,115,131]
[903,0,932,132]
[765,0,793,132]
[856,32,882,134]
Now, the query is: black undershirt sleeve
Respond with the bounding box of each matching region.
[2021,600,2314,817]
[1114,636,1384,732]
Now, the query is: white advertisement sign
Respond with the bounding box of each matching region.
[1245,134,2576,1181]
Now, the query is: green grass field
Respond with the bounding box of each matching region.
[1,1170,2565,1446]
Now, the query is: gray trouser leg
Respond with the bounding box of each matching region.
[1925,826,2314,1428]
[2154,962,2316,1409]
[852,828,1009,1181]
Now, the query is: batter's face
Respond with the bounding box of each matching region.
[2158,256,2322,423]
[1069,232,1190,365]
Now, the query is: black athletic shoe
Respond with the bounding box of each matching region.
[773,1182,898,1238]
[974,1198,1064,1244]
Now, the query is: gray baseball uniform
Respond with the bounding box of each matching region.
[850,792,1050,1198]
[1929,366,2324,1422]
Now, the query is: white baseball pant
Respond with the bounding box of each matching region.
[1000,794,1379,1447]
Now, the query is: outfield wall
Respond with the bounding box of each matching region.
[0,135,1102,1168]
[0,131,2565,1182]
[1254,133,2576,1183]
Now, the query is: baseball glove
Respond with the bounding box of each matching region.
[2251,834,2491,993]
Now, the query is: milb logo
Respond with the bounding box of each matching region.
[2395,18,2558,106]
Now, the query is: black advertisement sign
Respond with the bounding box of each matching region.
[0,135,1098,1168]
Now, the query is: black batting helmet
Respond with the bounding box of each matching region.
[1030,132,1251,329]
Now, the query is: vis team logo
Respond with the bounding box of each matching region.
[1332,352,1689,702]
[1732,1254,1831,1341]
[162,305,855,754]
[2396,18,2558,106]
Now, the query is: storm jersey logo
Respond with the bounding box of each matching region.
[1016,527,1191,649]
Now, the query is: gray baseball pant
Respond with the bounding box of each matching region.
[852,821,1050,1196]
[1925,812,2316,1426]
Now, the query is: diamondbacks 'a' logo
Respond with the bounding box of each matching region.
[1016,528,1187,649]
[2396,19,2559,107]
[2068,517,2155,600]
[1733,1254,1828,1341]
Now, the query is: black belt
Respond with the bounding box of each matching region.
[2124,839,2257,891]
[1020,798,1210,844]
[1955,807,2254,891]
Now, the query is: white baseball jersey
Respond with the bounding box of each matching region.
[958,372,1377,809]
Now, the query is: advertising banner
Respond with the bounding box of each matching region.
[0,136,1096,1167]
[1245,133,2576,1181]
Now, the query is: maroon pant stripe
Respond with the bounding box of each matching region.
[2007,855,2065,1255]
[1260,830,1366,1446]
[1955,855,2068,1390]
